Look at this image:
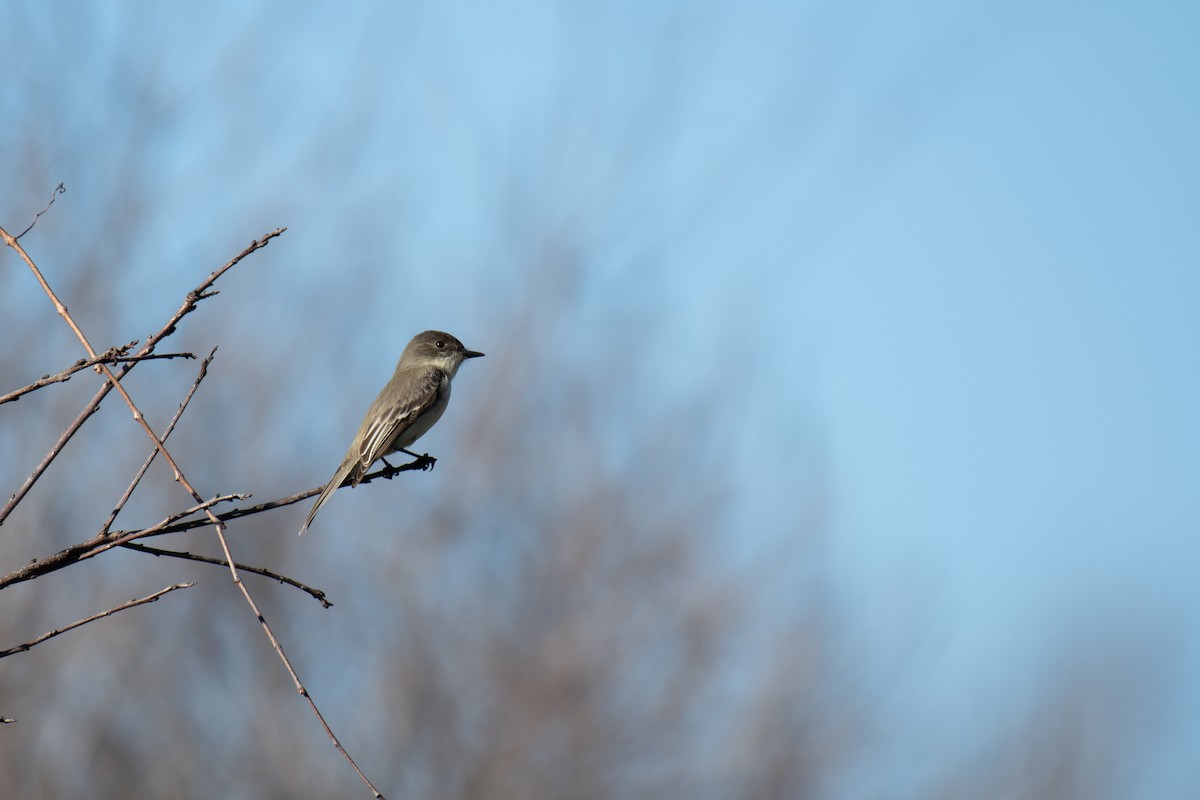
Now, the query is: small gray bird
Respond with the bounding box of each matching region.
[299,330,484,533]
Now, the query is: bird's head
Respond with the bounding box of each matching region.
[403,330,485,376]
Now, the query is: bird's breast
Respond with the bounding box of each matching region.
[392,375,451,450]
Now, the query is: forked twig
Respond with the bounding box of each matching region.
[0,493,310,591]
[0,583,194,658]
[87,495,250,558]
[0,497,248,590]
[0,227,285,527]
[99,348,217,536]
[1,345,194,405]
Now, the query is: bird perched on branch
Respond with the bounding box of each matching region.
[299,330,484,534]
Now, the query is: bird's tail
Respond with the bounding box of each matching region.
[299,458,354,534]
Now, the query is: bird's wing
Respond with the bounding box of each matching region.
[353,365,446,482]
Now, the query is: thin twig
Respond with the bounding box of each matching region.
[0,342,133,403]
[14,182,65,240]
[87,495,250,558]
[1,384,115,527]
[1,345,194,405]
[6,496,251,589]
[0,494,248,587]
[0,493,244,591]
[207,525,386,797]
[0,228,285,527]
[105,491,317,538]
[0,583,193,658]
[99,348,217,535]
[108,457,435,539]
[121,542,331,607]
[5,230,213,478]
[0,492,250,590]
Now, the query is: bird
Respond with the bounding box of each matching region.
[299,330,484,533]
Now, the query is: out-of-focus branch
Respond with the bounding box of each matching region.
[0,344,195,405]
[0,582,193,659]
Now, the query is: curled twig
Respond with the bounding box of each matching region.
[14,183,66,240]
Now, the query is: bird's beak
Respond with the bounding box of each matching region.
[464,349,485,359]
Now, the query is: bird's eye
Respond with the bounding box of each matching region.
[435,340,445,348]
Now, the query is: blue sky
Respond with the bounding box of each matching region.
[4,0,1199,795]
[794,5,1200,791]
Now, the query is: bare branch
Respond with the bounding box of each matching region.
[102,457,436,539]
[106,491,316,537]
[0,494,248,591]
[13,182,65,240]
[2,221,381,796]
[0,344,195,405]
[4,221,228,501]
[154,228,287,342]
[0,228,285,527]
[99,348,217,535]
[0,582,193,659]
[2,386,116,527]
[121,542,332,608]
[0,342,133,403]
[203,520,386,797]
[88,495,252,557]
[1,220,379,796]
[0,457,437,587]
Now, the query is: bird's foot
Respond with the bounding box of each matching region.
[398,448,437,471]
